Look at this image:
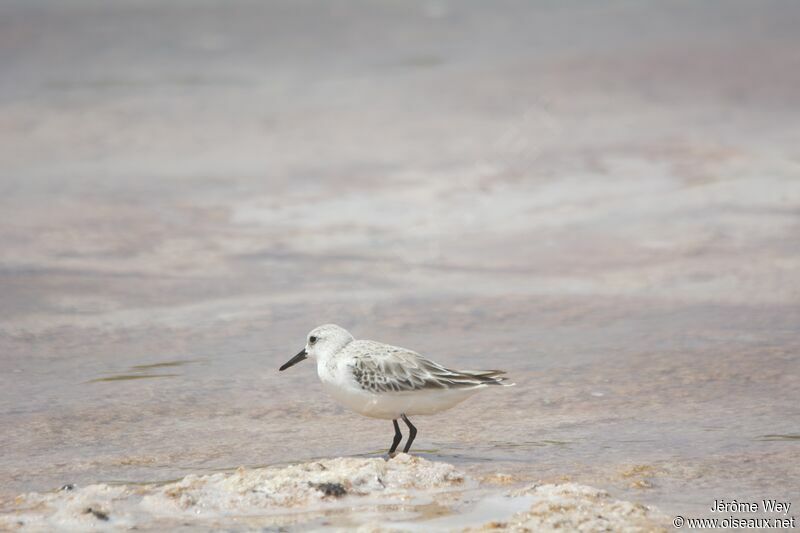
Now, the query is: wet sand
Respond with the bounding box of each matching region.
[1,0,799,529]
[1,455,669,531]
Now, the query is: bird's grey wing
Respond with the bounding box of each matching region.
[347,341,507,393]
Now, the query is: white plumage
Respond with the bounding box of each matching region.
[280,324,513,454]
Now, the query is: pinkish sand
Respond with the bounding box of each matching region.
[0,0,798,530]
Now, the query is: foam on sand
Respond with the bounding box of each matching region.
[1,455,666,531]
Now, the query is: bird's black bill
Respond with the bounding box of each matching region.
[279,349,307,371]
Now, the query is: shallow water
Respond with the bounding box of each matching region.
[1,0,799,526]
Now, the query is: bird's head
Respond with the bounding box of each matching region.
[279,324,354,371]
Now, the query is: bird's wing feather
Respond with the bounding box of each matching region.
[345,340,509,393]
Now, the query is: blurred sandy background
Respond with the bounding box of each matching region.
[1,0,799,518]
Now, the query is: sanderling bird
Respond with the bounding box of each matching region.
[279,324,513,454]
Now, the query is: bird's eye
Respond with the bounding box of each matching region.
[309,336,317,345]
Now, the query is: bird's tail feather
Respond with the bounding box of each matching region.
[452,369,515,387]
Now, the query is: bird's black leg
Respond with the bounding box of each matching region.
[401,414,417,453]
[389,419,403,455]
